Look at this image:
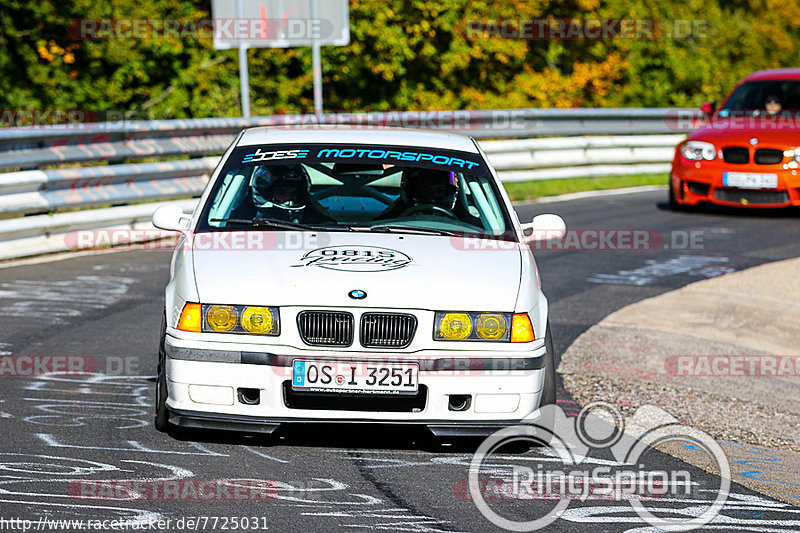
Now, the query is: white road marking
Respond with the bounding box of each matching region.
[244,445,290,464]
[187,442,227,456]
[339,518,466,533]
[277,478,457,532]
[119,460,194,479]
[0,276,139,323]
[339,449,624,470]
[35,433,228,456]
[0,454,180,525]
[588,255,733,286]
[0,499,164,525]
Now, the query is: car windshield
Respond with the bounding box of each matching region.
[719,80,800,114]
[198,143,514,238]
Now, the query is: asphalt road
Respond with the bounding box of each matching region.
[0,190,798,532]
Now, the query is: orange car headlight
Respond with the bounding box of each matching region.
[510,313,535,343]
[177,303,202,332]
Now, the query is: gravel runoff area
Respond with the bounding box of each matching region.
[558,257,800,505]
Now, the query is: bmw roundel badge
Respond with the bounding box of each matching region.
[348,289,367,300]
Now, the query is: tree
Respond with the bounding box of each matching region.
[0,0,798,120]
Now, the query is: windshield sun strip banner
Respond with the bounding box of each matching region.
[233,144,488,174]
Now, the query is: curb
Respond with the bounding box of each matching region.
[558,257,800,506]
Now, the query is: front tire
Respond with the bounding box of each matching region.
[154,315,170,432]
[523,322,558,448]
[540,322,557,408]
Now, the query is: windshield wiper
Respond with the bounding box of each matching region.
[209,217,350,231]
[365,224,463,236]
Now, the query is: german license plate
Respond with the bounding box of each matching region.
[723,172,778,189]
[291,360,419,394]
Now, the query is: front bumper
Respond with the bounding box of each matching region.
[671,159,800,207]
[163,334,549,435]
[167,410,538,438]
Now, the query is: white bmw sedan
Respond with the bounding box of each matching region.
[152,126,566,438]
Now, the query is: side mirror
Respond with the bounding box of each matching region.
[520,214,566,242]
[700,101,716,114]
[152,205,190,232]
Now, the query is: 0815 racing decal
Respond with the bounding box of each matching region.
[292,245,412,272]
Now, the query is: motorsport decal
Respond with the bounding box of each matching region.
[292,245,412,272]
[241,148,309,163]
[312,148,480,170]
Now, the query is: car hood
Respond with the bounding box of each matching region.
[191,232,523,311]
[690,121,800,146]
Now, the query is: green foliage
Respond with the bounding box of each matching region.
[0,0,798,119]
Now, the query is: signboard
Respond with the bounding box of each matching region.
[212,0,350,50]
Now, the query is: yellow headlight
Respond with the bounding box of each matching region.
[177,303,202,332]
[241,306,274,334]
[206,305,237,332]
[439,313,472,340]
[476,314,507,340]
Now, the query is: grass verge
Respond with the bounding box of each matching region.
[503,173,668,202]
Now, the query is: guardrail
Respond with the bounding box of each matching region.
[0,200,196,262]
[0,108,688,261]
[485,134,680,181]
[0,157,218,217]
[0,108,685,153]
